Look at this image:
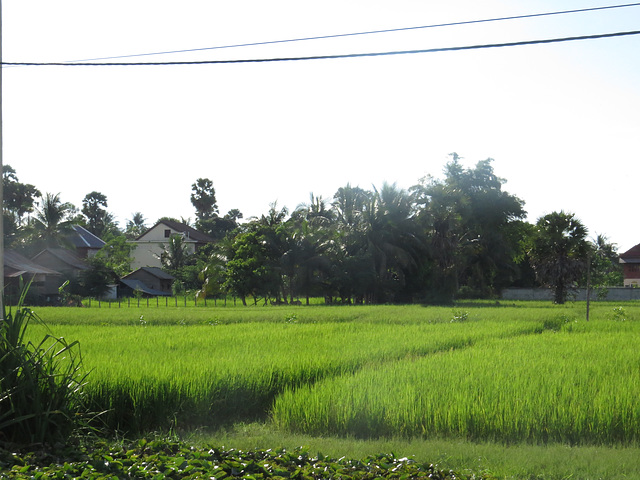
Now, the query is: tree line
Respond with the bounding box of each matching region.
[2,155,622,304]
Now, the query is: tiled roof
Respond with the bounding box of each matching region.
[32,248,89,270]
[120,279,172,296]
[123,267,175,280]
[620,243,640,260]
[4,249,61,277]
[69,225,106,249]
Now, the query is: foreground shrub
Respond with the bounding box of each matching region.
[0,292,88,446]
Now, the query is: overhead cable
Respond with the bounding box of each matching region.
[60,2,640,63]
[4,29,640,67]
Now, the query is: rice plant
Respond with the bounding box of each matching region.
[272,323,640,444]
[24,318,531,434]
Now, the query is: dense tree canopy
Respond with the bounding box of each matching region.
[191,178,218,222]
[80,191,119,238]
[191,178,242,240]
[1,161,611,304]
[2,166,41,247]
[411,155,526,302]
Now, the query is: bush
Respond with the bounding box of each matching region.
[0,288,89,445]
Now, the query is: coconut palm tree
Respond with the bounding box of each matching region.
[363,183,422,303]
[125,212,147,239]
[29,193,76,249]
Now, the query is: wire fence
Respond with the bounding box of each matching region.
[77,296,316,308]
[82,295,240,308]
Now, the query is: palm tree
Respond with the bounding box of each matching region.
[529,211,589,304]
[160,234,191,272]
[332,184,370,231]
[125,212,147,239]
[29,193,76,248]
[363,183,422,303]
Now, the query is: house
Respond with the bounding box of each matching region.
[119,267,175,297]
[619,243,640,287]
[67,225,106,258]
[128,219,214,270]
[4,249,62,299]
[31,248,89,295]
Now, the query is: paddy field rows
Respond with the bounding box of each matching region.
[25,302,640,445]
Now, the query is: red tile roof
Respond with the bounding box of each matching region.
[620,243,640,259]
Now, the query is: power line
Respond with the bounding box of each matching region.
[4,30,640,67]
[60,2,640,63]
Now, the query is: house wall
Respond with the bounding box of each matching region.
[4,273,55,299]
[33,252,84,279]
[32,251,86,295]
[622,264,640,287]
[127,270,172,293]
[129,243,164,270]
[129,224,198,270]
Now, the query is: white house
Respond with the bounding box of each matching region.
[128,219,215,270]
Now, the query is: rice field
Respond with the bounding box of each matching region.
[273,325,640,444]
[25,301,640,445]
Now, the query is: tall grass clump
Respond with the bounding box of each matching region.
[0,289,88,446]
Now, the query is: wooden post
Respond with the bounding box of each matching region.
[586,252,592,321]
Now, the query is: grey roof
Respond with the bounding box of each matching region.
[120,278,172,296]
[69,225,106,249]
[123,267,175,280]
[4,250,61,277]
[137,220,215,244]
[32,248,89,271]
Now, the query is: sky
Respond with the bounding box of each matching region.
[2,1,640,251]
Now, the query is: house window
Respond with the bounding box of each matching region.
[164,229,171,238]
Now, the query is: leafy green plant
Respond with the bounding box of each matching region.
[450,310,469,323]
[1,439,476,479]
[0,286,89,445]
[611,306,628,322]
[542,314,573,332]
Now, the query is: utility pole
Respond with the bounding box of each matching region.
[0,0,5,319]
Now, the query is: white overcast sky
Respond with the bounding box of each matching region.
[3,1,640,251]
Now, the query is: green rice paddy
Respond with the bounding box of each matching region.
[25,301,640,447]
